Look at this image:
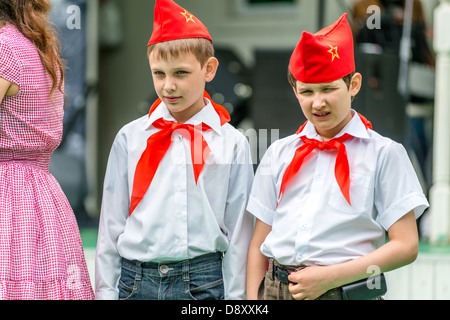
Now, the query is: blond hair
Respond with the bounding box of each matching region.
[147,38,214,67]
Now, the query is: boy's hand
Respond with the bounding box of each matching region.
[287,266,334,300]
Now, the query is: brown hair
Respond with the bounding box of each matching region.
[147,38,214,67]
[0,0,65,98]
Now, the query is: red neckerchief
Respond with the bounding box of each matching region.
[278,113,372,207]
[129,90,230,216]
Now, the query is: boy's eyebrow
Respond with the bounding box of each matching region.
[298,82,339,90]
[150,66,162,72]
[150,67,192,74]
[297,84,316,91]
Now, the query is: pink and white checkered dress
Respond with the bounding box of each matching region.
[0,24,94,300]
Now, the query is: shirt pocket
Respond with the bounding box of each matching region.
[328,173,372,214]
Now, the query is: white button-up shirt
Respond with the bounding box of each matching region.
[247,111,429,266]
[95,99,254,300]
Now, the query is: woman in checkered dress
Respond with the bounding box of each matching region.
[0,0,94,299]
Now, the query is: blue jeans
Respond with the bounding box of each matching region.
[118,252,225,300]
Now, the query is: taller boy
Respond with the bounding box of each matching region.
[95,0,254,300]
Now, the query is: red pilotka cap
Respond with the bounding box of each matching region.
[148,0,212,46]
[289,13,355,84]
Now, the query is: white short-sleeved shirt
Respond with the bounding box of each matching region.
[247,111,429,266]
[96,99,254,300]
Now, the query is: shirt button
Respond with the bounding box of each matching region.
[301,224,310,230]
[160,265,170,274]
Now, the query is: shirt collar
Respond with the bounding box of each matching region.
[145,98,223,135]
[298,110,371,141]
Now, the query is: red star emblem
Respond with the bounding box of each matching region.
[328,44,340,62]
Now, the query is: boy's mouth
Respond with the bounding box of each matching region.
[314,111,331,119]
[165,96,181,103]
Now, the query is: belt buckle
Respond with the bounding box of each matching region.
[274,265,292,284]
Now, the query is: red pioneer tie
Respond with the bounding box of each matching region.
[278,113,372,206]
[129,91,230,216]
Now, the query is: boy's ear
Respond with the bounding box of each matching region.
[350,72,362,97]
[204,57,219,83]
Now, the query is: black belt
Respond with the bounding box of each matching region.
[273,265,295,284]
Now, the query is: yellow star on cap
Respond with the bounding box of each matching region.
[328,44,340,62]
[180,10,196,23]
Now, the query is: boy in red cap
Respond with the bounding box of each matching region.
[246,13,429,300]
[95,0,254,300]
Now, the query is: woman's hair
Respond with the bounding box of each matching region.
[0,0,65,98]
[147,38,214,67]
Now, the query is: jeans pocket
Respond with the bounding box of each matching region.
[118,265,139,300]
[188,262,224,300]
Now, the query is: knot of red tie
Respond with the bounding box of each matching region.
[304,136,346,151]
[153,118,212,138]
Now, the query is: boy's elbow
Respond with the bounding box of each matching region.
[389,211,420,267]
[405,240,419,265]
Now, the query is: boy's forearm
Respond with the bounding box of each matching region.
[326,239,416,291]
[246,219,272,299]
[246,245,267,300]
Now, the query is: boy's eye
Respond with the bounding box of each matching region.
[175,70,188,75]
[300,90,312,95]
[153,71,164,76]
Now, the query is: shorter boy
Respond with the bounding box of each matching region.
[95,0,254,300]
[246,13,429,300]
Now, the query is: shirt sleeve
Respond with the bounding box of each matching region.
[0,40,20,85]
[221,134,255,300]
[375,141,429,230]
[95,129,130,300]
[246,143,279,226]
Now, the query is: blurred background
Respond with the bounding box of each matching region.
[48,0,450,299]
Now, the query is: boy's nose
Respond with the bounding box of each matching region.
[312,93,326,109]
[164,77,176,92]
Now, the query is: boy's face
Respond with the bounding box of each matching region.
[293,73,362,140]
[149,50,218,123]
